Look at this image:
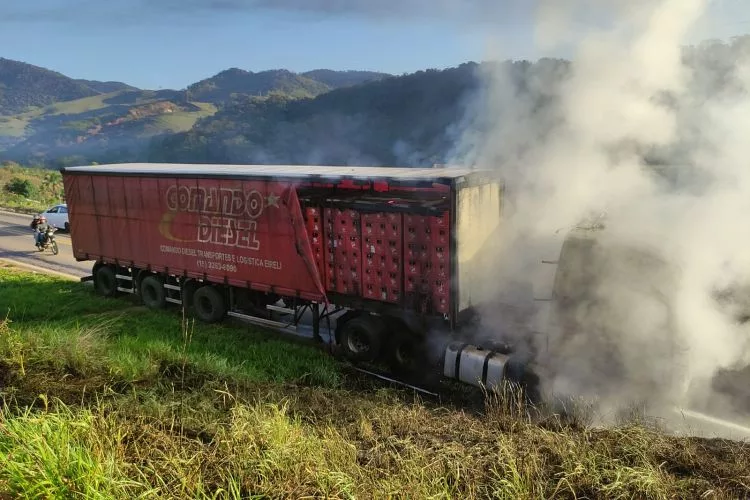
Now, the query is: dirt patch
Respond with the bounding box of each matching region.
[0,360,14,389]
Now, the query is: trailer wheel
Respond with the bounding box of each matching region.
[339,315,385,363]
[192,285,226,323]
[94,265,118,297]
[140,275,166,310]
[388,333,425,375]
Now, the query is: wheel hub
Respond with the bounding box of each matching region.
[347,330,370,354]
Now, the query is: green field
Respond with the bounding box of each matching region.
[0,91,218,158]
[0,263,748,498]
[1,93,117,138]
[0,116,28,137]
[147,102,217,133]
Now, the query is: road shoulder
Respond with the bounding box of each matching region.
[0,258,81,281]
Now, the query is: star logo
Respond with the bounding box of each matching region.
[266,193,280,208]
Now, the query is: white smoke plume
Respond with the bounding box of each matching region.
[456,0,750,427]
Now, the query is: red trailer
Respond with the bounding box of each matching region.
[61,163,525,390]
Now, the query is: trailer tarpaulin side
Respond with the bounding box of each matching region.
[63,172,328,302]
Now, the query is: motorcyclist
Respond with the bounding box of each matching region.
[35,216,52,248]
[30,214,42,231]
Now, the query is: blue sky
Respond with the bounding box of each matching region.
[1,0,748,90]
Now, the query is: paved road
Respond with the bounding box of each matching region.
[0,210,92,279]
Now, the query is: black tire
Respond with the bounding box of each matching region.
[51,241,59,255]
[94,265,118,297]
[192,285,226,323]
[387,333,425,375]
[140,275,166,310]
[64,222,70,233]
[339,315,385,363]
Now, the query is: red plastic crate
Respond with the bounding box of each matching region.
[316,207,451,311]
[407,243,427,261]
[363,267,377,284]
[364,236,385,255]
[433,294,450,314]
[405,276,417,292]
[430,212,449,227]
[434,262,449,279]
[387,255,400,273]
[364,283,378,299]
[385,239,399,256]
[405,225,422,243]
[431,227,449,245]
[386,217,401,239]
[405,258,421,278]
[431,245,448,265]
[375,255,388,270]
[305,206,327,278]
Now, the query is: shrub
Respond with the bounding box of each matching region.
[4,177,36,198]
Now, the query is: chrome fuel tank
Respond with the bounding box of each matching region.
[443,342,511,391]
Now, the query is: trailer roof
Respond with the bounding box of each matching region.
[61,163,494,184]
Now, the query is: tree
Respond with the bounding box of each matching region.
[40,172,63,201]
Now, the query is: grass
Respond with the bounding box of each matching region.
[0,93,116,142]
[0,92,218,143]
[0,116,28,137]
[0,263,748,498]
[0,263,340,388]
[149,102,217,133]
[33,92,114,117]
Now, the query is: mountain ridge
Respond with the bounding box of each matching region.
[0,57,395,165]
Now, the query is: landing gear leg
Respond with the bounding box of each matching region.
[312,303,322,343]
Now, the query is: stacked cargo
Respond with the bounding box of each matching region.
[362,212,402,304]
[405,212,451,315]
[323,208,362,296]
[304,204,451,316]
[305,206,325,284]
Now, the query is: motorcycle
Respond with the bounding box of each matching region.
[34,225,59,255]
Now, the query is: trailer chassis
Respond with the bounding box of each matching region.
[85,259,536,400]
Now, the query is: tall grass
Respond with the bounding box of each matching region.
[0,264,748,498]
[0,265,341,388]
[0,386,747,499]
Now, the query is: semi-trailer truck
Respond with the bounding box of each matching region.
[61,163,532,392]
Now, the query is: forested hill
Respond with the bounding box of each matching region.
[147,63,484,166]
[2,35,749,168]
[0,58,135,116]
[146,34,750,168]
[146,60,568,166]
[0,59,392,166]
[186,68,390,104]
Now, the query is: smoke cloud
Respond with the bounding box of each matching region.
[455,0,750,430]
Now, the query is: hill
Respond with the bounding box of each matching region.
[1,89,217,166]
[0,58,99,115]
[301,69,391,88]
[0,60,395,165]
[147,60,565,166]
[73,78,138,93]
[186,68,390,104]
[147,36,750,169]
